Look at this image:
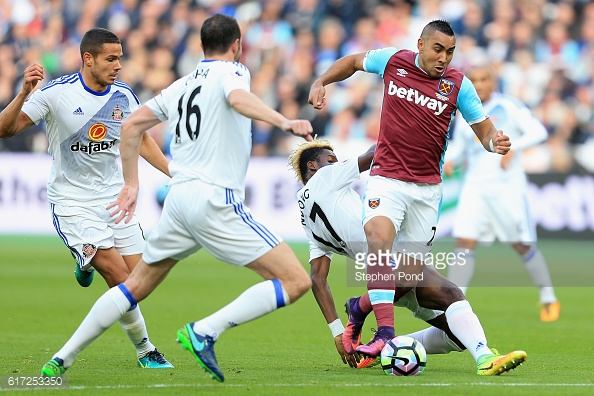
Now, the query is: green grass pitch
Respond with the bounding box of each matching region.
[1,236,592,395]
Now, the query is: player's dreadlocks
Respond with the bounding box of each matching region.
[288,139,334,185]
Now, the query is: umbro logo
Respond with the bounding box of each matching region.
[73,107,84,115]
[397,68,408,77]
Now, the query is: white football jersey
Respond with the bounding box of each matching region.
[445,92,547,187]
[146,60,252,196]
[22,73,140,205]
[296,159,367,262]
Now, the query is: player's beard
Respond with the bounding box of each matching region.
[90,66,113,89]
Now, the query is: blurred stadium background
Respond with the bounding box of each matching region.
[0,0,593,241]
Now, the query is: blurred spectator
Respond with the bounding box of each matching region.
[0,0,592,174]
[314,16,344,77]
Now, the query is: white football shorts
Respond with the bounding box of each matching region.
[395,288,442,321]
[142,180,282,266]
[363,176,442,256]
[51,203,145,270]
[452,183,536,243]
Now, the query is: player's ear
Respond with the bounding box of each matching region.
[231,39,240,54]
[307,160,318,172]
[82,52,93,67]
[417,38,424,53]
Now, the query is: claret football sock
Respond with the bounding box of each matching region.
[358,293,373,315]
[368,289,395,329]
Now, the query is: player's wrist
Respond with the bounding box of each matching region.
[488,138,495,152]
[328,319,345,338]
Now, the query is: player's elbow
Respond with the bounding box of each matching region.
[0,127,17,139]
[121,118,143,140]
[0,119,16,139]
[310,272,326,289]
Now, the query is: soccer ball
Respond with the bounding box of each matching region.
[380,336,427,376]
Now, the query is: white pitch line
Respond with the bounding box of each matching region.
[2,382,593,391]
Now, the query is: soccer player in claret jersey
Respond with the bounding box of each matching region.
[290,139,527,375]
[309,20,511,359]
[444,64,560,322]
[37,14,313,382]
[0,28,173,369]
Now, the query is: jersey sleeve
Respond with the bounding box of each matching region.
[145,75,190,121]
[308,239,333,263]
[312,159,360,192]
[363,48,400,77]
[456,76,487,125]
[505,99,547,151]
[444,115,470,165]
[21,89,51,125]
[222,63,251,98]
[328,159,361,190]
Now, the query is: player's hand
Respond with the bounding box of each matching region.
[22,63,44,95]
[308,81,327,110]
[493,130,511,155]
[500,149,515,169]
[283,119,313,141]
[106,185,139,224]
[334,334,360,368]
[443,160,455,177]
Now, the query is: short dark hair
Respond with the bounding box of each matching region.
[200,14,241,55]
[80,28,121,58]
[420,20,455,40]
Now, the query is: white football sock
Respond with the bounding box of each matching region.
[55,286,132,368]
[119,306,155,358]
[447,248,475,295]
[405,327,464,354]
[522,247,557,303]
[193,279,289,340]
[445,300,491,362]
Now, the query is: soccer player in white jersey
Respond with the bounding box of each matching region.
[0,28,173,369]
[444,65,560,322]
[289,139,527,375]
[37,14,313,382]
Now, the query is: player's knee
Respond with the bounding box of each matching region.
[295,272,312,298]
[443,286,466,306]
[366,233,395,254]
[285,271,311,303]
[365,218,395,246]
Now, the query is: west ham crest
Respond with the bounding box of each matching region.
[368,198,380,209]
[438,78,455,96]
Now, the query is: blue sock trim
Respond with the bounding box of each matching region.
[271,279,286,309]
[368,289,395,305]
[523,246,537,262]
[117,283,138,311]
